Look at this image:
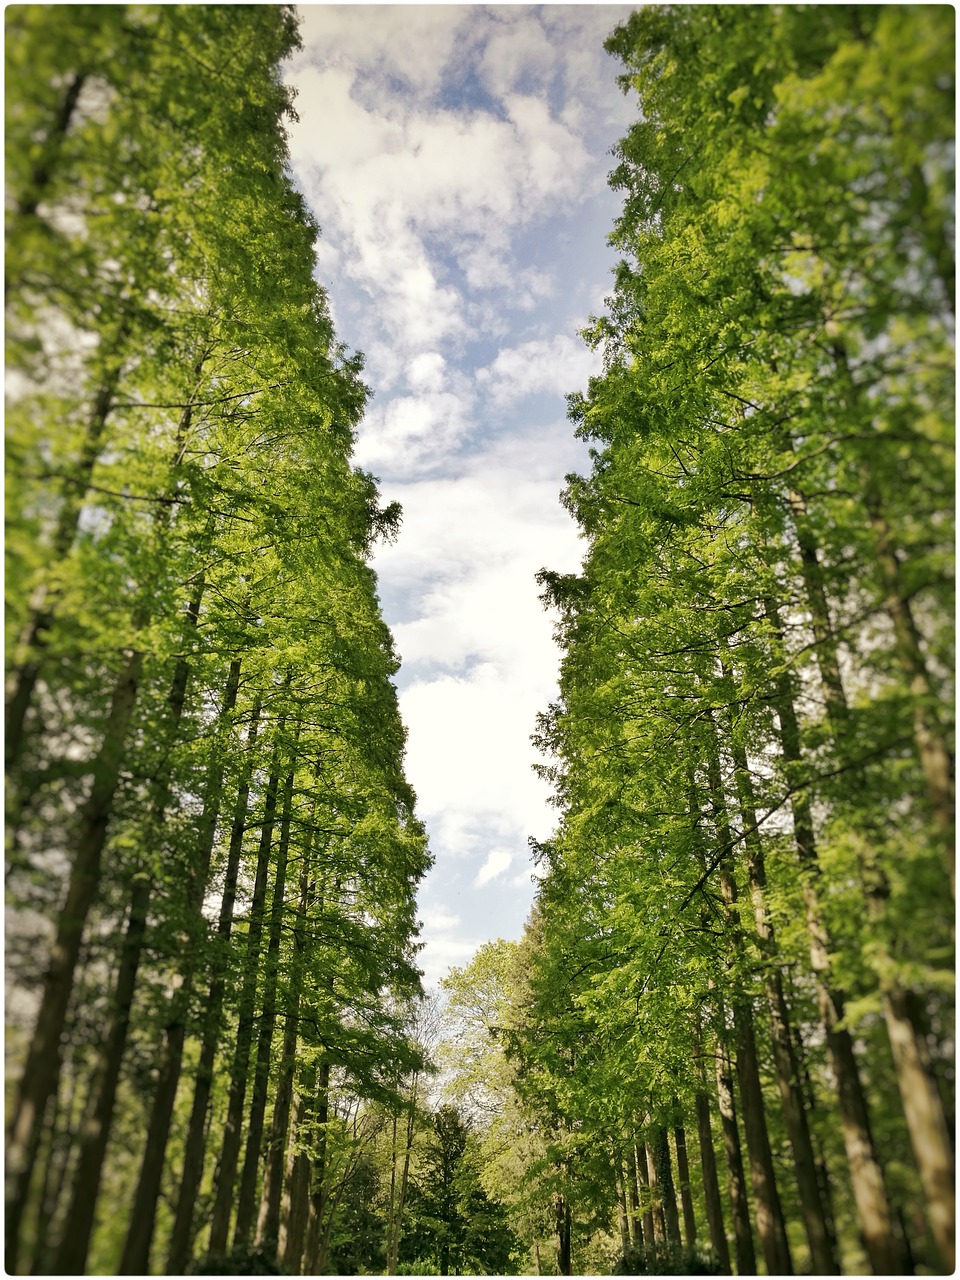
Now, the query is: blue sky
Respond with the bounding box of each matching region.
[283,4,636,988]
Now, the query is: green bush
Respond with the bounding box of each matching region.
[611,1242,722,1275]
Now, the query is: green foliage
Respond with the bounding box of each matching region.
[400,1106,521,1276]
[5,6,430,1275]
[611,1242,722,1276]
[190,1246,286,1275]
[513,3,954,1273]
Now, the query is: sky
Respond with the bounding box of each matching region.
[283,4,636,990]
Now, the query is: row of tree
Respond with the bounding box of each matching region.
[442,7,953,1276]
[5,6,431,1274]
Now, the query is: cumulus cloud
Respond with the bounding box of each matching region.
[476,334,601,410]
[283,6,616,399]
[399,664,555,848]
[292,6,467,99]
[474,849,513,887]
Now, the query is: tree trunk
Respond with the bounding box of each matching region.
[16,71,87,219]
[634,1139,656,1251]
[707,740,793,1276]
[715,1036,757,1277]
[626,1144,644,1251]
[555,1193,572,1276]
[673,1120,696,1249]
[55,578,206,1275]
[882,985,955,1272]
[786,982,841,1262]
[164,691,264,1273]
[6,337,129,772]
[207,716,288,1256]
[721,686,840,1274]
[767,593,913,1274]
[118,659,244,1274]
[386,1112,401,1274]
[692,1027,731,1275]
[28,1051,83,1274]
[5,645,141,1274]
[644,1139,667,1247]
[257,810,313,1250]
[53,878,150,1274]
[386,1088,419,1274]
[234,741,301,1249]
[730,986,793,1275]
[829,341,954,875]
[800,504,956,1265]
[616,1171,631,1255]
[652,1126,682,1248]
[303,1061,331,1275]
[279,1089,312,1274]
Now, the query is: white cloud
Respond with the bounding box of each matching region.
[354,387,474,475]
[419,905,461,934]
[418,935,482,992]
[400,664,554,847]
[476,335,600,409]
[284,14,602,383]
[474,849,513,888]
[291,6,468,99]
[407,351,447,393]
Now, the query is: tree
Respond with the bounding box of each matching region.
[521,5,953,1275]
[400,1106,519,1277]
[5,9,430,1277]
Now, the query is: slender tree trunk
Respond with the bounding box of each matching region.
[555,1193,572,1276]
[16,71,87,219]
[207,715,288,1255]
[807,511,956,1267]
[634,1139,656,1251]
[673,1119,696,1249]
[707,740,793,1276]
[645,1139,667,1247]
[5,645,141,1274]
[692,1025,731,1275]
[386,1113,400,1274]
[279,1088,312,1274]
[53,878,150,1274]
[258,811,313,1250]
[730,986,793,1275]
[786,980,840,1261]
[715,1035,757,1277]
[8,368,204,1273]
[386,1087,418,1274]
[234,739,301,1249]
[55,578,206,1275]
[616,1169,631,1255]
[164,691,264,1273]
[721,683,840,1274]
[303,1061,330,1275]
[118,659,244,1274]
[652,1125,682,1247]
[881,985,955,1271]
[767,593,916,1274]
[28,1052,83,1274]
[626,1143,644,1251]
[826,341,955,873]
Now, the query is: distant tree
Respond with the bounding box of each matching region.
[401,1106,519,1276]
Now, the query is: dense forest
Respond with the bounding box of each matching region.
[4,4,954,1278]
